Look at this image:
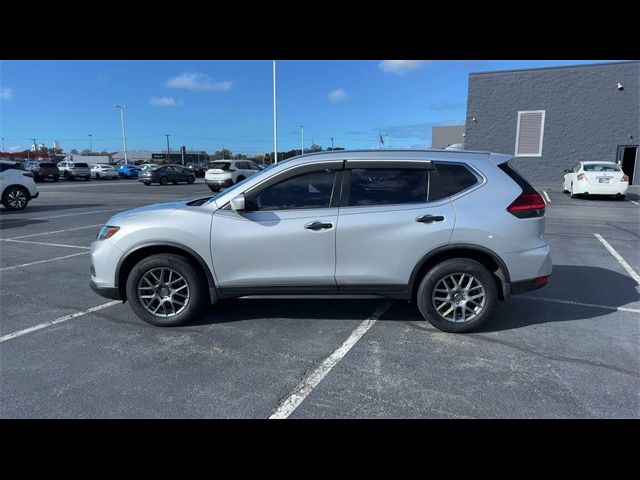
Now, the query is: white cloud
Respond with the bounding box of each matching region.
[164,73,232,92]
[378,60,431,75]
[149,96,184,107]
[0,87,13,100]
[9,145,21,152]
[328,88,348,103]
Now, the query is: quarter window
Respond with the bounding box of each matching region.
[435,163,479,196]
[347,168,429,206]
[246,169,336,211]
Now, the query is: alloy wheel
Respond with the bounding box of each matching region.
[431,273,486,323]
[137,267,190,317]
[6,189,27,209]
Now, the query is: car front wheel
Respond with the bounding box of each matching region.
[2,186,30,210]
[125,254,206,327]
[416,258,498,333]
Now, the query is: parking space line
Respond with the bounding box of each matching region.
[2,239,91,249]
[31,208,125,220]
[522,295,640,314]
[542,190,551,204]
[0,252,89,271]
[0,301,121,343]
[269,301,392,419]
[631,200,639,206]
[594,233,640,285]
[8,224,103,240]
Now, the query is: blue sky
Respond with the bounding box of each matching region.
[0,60,618,155]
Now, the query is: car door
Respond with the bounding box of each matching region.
[210,161,342,289]
[335,160,456,290]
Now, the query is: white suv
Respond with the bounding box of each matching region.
[1,160,39,210]
[205,160,262,192]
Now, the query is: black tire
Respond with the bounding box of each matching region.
[33,173,40,182]
[208,186,219,192]
[416,258,498,333]
[616,194,626,201]
[125,254,207,327]
[160,176,168,185]
[96,173,100,179]
[187,175,195,184]
[172,181,178,185]
[235,176,245,184]
[2,186,30,211]
[53,176,59,182]
[64,171,70,181]
[143,182,151,186]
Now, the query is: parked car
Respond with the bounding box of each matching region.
[204,160,262,192]
[57,161,91,181]
[117,163,140,178]
[23,161,60,182]
[90,164,119,180]
[1,160,39,210]
[563,161,629,199]
[185,162,207,177]
[138,164,196,186]
[91,149,552,333]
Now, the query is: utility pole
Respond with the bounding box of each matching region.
[1,137,4,152]
[273,60,278,164]
[165,134,171,164]
[331,137,334,150]
[300,125,304,155]
[32,139,37,158]
[89,134,93,154]
[115,105,129,163]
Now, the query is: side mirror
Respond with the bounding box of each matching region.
[230,195,246,212]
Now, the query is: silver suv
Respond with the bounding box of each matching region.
[90,150,552,333]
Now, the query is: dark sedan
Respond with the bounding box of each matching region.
[185,162,207,177]
[23,161,61,182]
[138,164,196,186]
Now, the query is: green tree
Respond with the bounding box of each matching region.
[70,149,79,154]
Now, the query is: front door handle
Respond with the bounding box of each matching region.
[305,221,333,230]
[416,214,445,223]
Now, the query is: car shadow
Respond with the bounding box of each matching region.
[189,265,638,332]
[0,218,49,229]
[0,203,105,214]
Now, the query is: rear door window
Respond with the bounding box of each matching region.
[346,168,429,206]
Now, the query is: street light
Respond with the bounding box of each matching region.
[115,105,129,163]
[89,134,93,154]
[165,134,171,164]
[1,137,4,152]
[32,138,37,157]
[273,60,278,164]
[300,125,304,155]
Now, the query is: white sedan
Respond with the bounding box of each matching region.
[90,164,119,180]
[563,161,629,199]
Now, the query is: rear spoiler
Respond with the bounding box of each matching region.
[489,153,513,165]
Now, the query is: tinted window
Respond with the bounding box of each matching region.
[347,168,429,206]
[0,162,25,172]
[40,163,57,168]
[235,162,250,169]
[72,163,89,168]
[435,163,479,196]
[247,169,336,210]
[209,162,230,171]
[573,164,581,173]
[498,162,536,194]
[583,164,621,172]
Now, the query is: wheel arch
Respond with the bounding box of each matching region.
[115,242,217,304]
[2,184,32,200]
[409,244,511,301]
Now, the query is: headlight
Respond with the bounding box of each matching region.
[97,225,120,240]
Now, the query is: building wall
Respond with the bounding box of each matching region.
[464,62,640,184]
[432,125,465,149]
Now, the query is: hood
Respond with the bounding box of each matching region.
[107,197,216,224]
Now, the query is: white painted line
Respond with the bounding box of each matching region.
[269,301,392,419]
[0,301,121,343]
[522,295,640,314]
[0,251,89,271]
[31,208,124,220]
[2,239,91,249]
[594,233,640,285]
[8,224,103,240]
[542,190,551,204]
[631,200,639,206]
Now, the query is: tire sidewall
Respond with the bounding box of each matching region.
[125,254,205,327]
[417,258,498,333]
[2,186,29,210]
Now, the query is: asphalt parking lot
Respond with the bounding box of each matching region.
[1,178,639,418]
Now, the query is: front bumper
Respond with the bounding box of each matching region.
[90,279,122,300]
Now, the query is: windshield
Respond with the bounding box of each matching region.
[208,161,231,171]
[205,162,279,205]
[72,163,89,168]
[583,163,621,172]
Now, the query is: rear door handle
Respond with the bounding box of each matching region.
[305,221,333,230]
[416,214,445,223]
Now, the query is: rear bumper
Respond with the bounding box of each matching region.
[206,179,234,187]
[510,276,550,295]
[573,181,628,195]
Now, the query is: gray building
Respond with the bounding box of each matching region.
[464,61,639,184]
[112,149,208,165]
[431,124,465,149]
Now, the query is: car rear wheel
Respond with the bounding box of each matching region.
[143,182,151,186]
[2,186,30,211]
[416,258,497,333]
[125,254,206,327]
[160,176,168,185]
[208,186,219,192]
[53,176,59,182]
[96,173,101,179]
[235,176,245,184]
[187,176,195,184]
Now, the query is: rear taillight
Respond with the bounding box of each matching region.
[533,275,550,286]
[22,172,34,178]
[621,174,629,182]
[507,192,546,218]
[577,173,587,181]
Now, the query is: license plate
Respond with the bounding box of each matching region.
[598,178,609,184]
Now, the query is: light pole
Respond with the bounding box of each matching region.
[32,138,37,157]
[1,137,4,152]
[331,137,334,150]
[273,60,278,164]
[89,134,93,154]
[115,105,129,163]
[165,134,171,164]
[300,125,304,155]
